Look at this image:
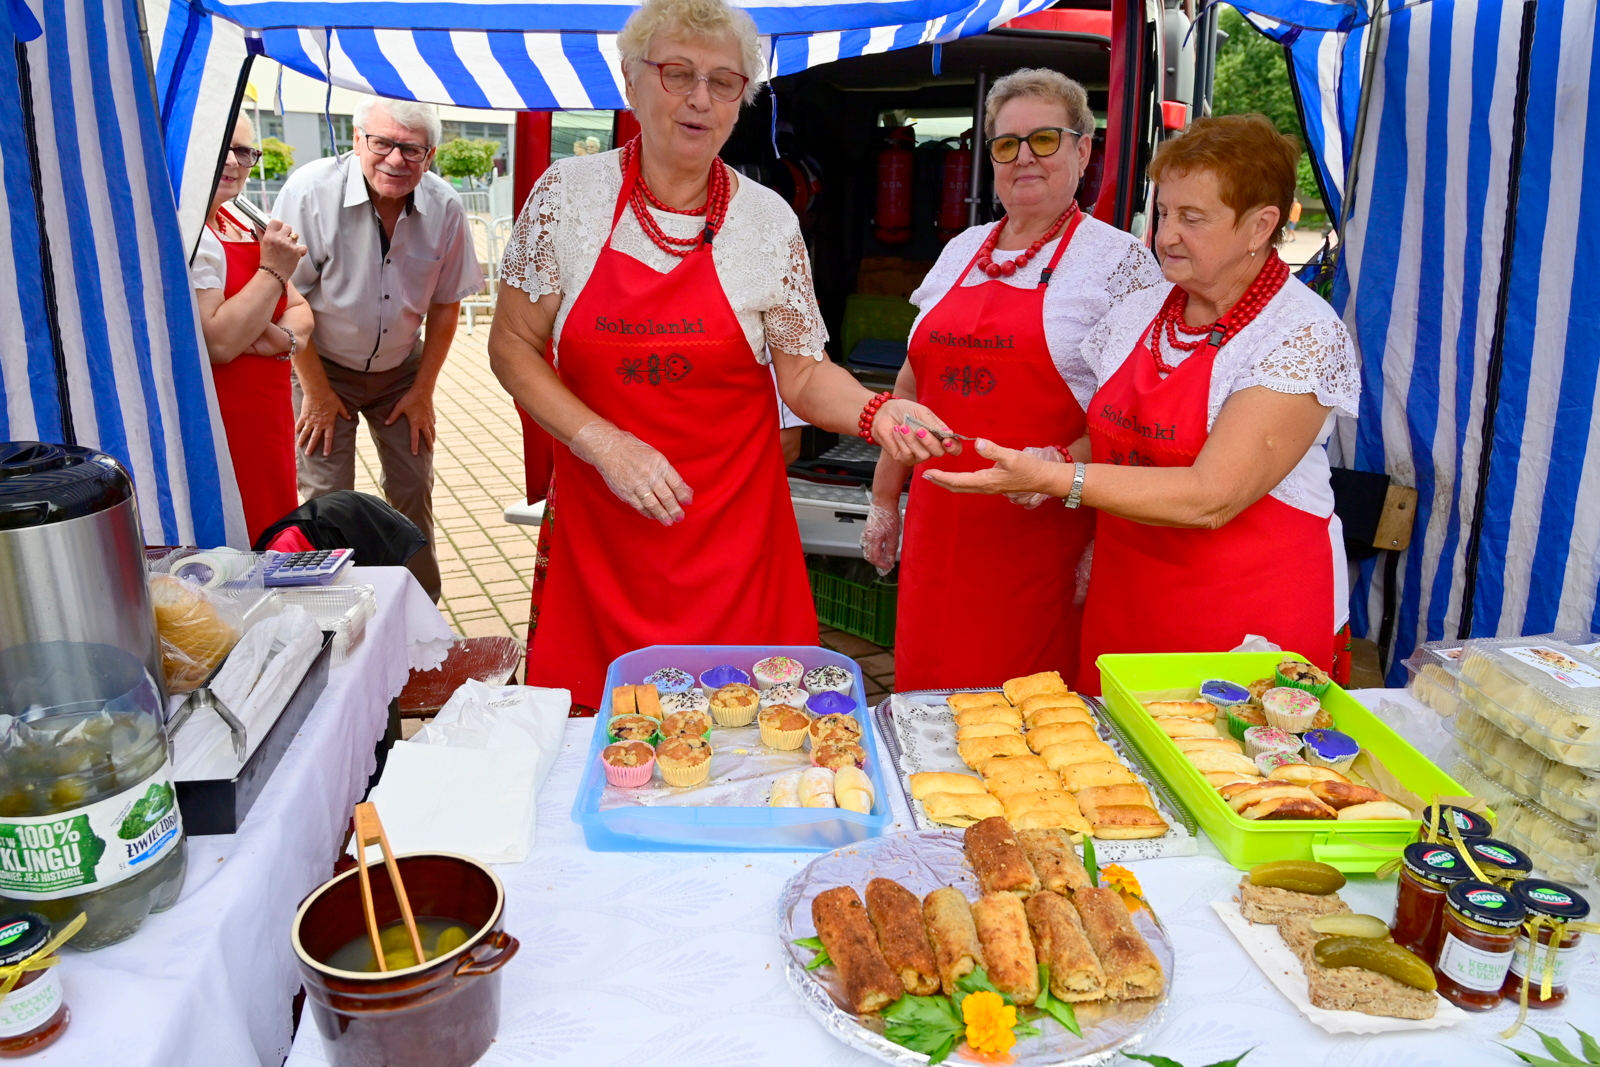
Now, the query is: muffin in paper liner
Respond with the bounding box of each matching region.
[709,683,761,728]
[1261,687,1320,732]
[1226,703,1267,741]
[1273,658,1332,697]
[759,705,812,751]
[656,735,713,787]
[602,742,656,788]
[1243,725,1301,760]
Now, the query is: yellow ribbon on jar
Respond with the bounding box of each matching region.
[0,912,86,1000]
[1499,915,1600,1039]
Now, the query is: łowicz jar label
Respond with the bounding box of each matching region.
[0,765,182,900]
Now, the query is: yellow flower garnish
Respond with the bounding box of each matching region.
[961,990,1017,1056]
[1101,863,1146,913]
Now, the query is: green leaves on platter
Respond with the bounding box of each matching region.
[1082,835,1100,888]
[1124,1049,1253,1067]
[1033,964,1081,1036]
[791,936,832,972]
[883,991,964,1065]
[1505,1025,1600,1067]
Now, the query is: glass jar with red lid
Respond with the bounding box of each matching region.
[1463,838,1533,886]
[0,913,70,1057]
[1500,880,1590,1008]
[1391,842,1472,961]
[1419,805,1492,843]
[1434,881,1528,1011]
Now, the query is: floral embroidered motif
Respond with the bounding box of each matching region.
[940,365,997,396]
[616,353,693,385]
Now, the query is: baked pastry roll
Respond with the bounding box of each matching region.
[1025,706,1094,729]
[1308,780,1387,809]
[1222,781,1318,812]
[959,734,1031,768]
[1186,750,1261,777]
[1143,699,1216,721]
[956,706,1024,729]
[1026,721,1100,752]
[1010,808,1093,835]
[986,773,1063,800]
[1003,672,1069,705]
[977,754,1050,779]
[1074,783,1152,817]
[1267,764,1349,786]
[1071,886,1164,999]
[633,684,663,721]
[957,722,1022,742]
[948,692,1009,712]
[1059,761,1137,792]
[811,886,904,1013]
[999,789,1082,820]
[1336,800,1412,821]
[964,816,1040,896]
[1025,890,1106,1002]
[799,767,838,808]
[923,887,984,995]
[1240,795,1338,820]
[1037,739,1120,769]
[834,766,875,813]
[1015,828,1091,893]
[1154,716,1215,739]
[1175,737,1243,754]
[910,771,986,799]
[1088,804,1168,839]
[971,892,1040,1005]
[1203,770,1262,789]
[611,685,638,716]
[865,878,940,995]
[1018,692,1089,716]
[921,791,1006,827]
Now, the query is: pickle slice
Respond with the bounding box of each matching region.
[1313,936,1437,991]
[1309,913,1391,939]
[1247,860,1347,895]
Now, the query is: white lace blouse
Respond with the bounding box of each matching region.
[908,216,1165,386]
[499,150,828,363]
[1069,274,1360,518]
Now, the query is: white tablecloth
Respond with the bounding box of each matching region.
[287,713,1598,1067]
[34,567,454,1067]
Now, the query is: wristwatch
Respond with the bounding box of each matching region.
[1063,462,1087,509]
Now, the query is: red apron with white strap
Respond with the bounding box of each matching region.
[211,208,297,544]
[525,155,817,708]
[1076,302,1334,694]
[895,215,1094,690]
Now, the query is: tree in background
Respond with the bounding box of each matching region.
[436,138,498,184]
[253,137,294,181]
[1212,7,1322,205]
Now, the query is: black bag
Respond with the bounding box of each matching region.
[252,490,425,567]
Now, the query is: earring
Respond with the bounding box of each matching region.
[1249,248,1258,257]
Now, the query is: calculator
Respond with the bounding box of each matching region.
[262,548,355,587]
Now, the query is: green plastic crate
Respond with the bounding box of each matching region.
[808,557,897,647]
[841,293,918,362]
[1098,651,1475,874]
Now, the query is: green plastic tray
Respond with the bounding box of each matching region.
[1097,651,1471,873]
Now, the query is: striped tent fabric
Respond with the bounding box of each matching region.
[0,0,243,547]
[149,0,1057,253]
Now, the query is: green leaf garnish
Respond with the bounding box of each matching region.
[791,936,831,971]
[1534,1030,1587,1065]
[952,965,1000,1016]
[1202,1050,1256,1067]
[882,994,964,1064]
[1123,1054,1185,1067]
[1032,964,1082,1036]
[1082,835,1099,887]
[1011,1019,1042,1039]
[1577,1026,1600,1064]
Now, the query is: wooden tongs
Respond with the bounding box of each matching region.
[353,802,426,972]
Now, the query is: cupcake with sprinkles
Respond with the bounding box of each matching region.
[760,682,809,708]
[752,655,804,689]
[802,664,853,695]
[643,666,696,695]
[660,690,710,715]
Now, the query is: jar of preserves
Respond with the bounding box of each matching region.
[1391,842,1471,961]
[0,913,70,1057]
[1435,881,1527,1011]
[1501,880,1590,1008]
[1463,838,1533,886]
[1419,805,1492,844]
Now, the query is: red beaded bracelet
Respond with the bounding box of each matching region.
[857,391,893,441]
[1053,445,1074,463]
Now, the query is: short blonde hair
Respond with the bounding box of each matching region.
[617,0,764,106]
[983,68,1094,140]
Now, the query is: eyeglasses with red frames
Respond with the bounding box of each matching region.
[640,59,749,103]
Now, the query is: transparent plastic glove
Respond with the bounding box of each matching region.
[1006,445,1066,509]
[861,503,901,576]
[568,420,693,525]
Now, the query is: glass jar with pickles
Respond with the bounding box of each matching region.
[1501,880,1590,1008]
[1434,880,1527,1011]
[0,643,187,950]
[1391,842,1471,961]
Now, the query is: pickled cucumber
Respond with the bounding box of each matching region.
[434,925,470,956]
[1247,859,1346,895]
[1313,936,1437,991]
[1309,913,1391,939]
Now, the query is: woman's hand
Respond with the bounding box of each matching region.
[873,399,962,464]
[568,420,693,526]
[923,438,1062,498]
[258,219,306,279]
[860,503,901,575]
[1007,446,1067,508]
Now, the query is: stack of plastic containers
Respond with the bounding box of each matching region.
[1429,635,1600,892]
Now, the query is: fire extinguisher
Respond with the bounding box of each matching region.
[873,126,914,244]
[937,134,973,241]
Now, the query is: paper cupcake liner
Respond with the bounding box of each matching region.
[710,703,759,728]
[659,757,711,787]
[603,756,655,788]
[1263,708,1318,733]
[1273,667,1332,698]
[1304,751,1357,773]
[760,723,809,751]
[1245,736,1301,760]
[607,727,661,747]
[1225,708,1255,742]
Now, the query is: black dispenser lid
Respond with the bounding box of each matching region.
[0,442,133,530]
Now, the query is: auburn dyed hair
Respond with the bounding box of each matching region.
[1149,114,1301,245]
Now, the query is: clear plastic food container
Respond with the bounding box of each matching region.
[1410,663,1466,718]
[1497,799,1599,892]
[1456,639,1600,769]
[1448,715,1598,830]
[272,585,376,665]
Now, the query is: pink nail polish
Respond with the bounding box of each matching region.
[915,428,928,439]
[895,425,909,434]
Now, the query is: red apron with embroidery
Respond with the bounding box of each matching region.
[1076,316,1334,693]
[525,157,817,708]
[211,209,297,544]
[896,218,1093,690]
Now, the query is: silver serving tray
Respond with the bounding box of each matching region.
[779,829,1173,1066]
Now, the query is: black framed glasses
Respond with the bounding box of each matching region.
[641,59,749,103]
[986,126,1082,164]
[226,144,263,166]
[362,133,432,163]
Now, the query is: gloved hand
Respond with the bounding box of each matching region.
[568,420,693,525]
[861,503,901,576]
[1005,446,1066,509]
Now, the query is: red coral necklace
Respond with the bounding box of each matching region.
[1150,251,1290,374]
[975,204,1078,278]
[619,136,730,258]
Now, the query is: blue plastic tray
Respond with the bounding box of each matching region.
[571,645,892,852]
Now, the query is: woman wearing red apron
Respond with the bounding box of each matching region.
[865,70,1162,691]
[190,114,311,544]
[488,0,954,711]
[927,116,1360,693]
